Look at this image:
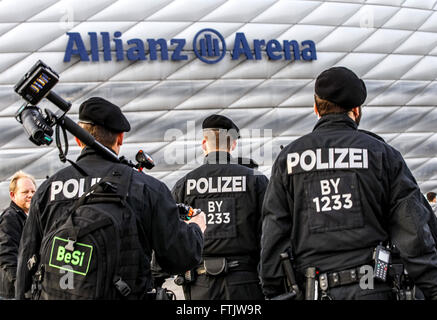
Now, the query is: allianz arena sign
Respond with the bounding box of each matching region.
[64,28,317,64]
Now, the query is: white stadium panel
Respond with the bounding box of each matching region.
[0,0,436,209]
[382,7,433,30]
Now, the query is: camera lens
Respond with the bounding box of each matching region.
[19,106,53,146]
[32,129,44,140]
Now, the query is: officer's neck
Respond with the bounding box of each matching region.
[204,149,230,156]
[111,143,120,155]
[204,150,232,164]
[79,142,119,155]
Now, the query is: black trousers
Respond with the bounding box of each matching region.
[183,270,264,300]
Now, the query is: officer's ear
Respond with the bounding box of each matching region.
[201,138,207,153]
[353,106,360,115]
[314,103,320,118]
[116,132,124,146]
[75,137,84,149]
[9,191,15,202]
[230,139,237,152]
[351,106,360,119]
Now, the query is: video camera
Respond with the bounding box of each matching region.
[13,60,154,170]
[14,61,63,146]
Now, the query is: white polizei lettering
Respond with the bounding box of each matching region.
[208,177,218,193]
[91,177,101,186]
[330,178,340,194]
[287,148,370,174]
[335,148,349,169]
[363,149,368,168]
[186,179,196,195]
[185,176,247,194]
[222,177,232,193]
[78,178,85,197]
[197,178,208,194]
[217,177,222,193]
[300,150,316,171]
[329,148,334,168]
[287,153,299,174]
[232,176,242,192]
[316,149,328,170]
[51,181,63,201]
[50,177,106,201]
[349,148,362,168]
[320,180,330,195]
[208,201,215,212]
[63,179,79,199]
[215,201,223,212]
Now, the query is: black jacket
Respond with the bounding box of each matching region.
[261,114,437,299]
[0,201,27,298]
[16,147,203,299]
[172,151,268,266]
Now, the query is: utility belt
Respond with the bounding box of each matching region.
[318,266,365,290]
[197,256,255,276]
[273,245,416,300]
[315,265,369,300]
[295,263,386,301]
[174,256,256,286]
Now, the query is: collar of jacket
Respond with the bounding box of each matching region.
[313,113,358,132]
[76,146,118,163]
[10,200,27,220]
[204,151,233,164]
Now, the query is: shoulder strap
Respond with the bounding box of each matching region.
[66,159,90,177]
[98,163,133,199]
[67,163,134,232]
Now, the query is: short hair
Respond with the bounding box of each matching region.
[203,129,235,151]
[427,192,436,202]
[9,171,36,193]
[78,122,119,148]
[314,94,350,116]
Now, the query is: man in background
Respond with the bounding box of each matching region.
[0,171,36,299]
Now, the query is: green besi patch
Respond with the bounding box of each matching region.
[49,236,93,276]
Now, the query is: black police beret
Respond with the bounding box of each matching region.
[315,66,367,109]
[79,97,130,132]
[202,114,240,138]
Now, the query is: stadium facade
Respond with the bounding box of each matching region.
[0,0,436,208]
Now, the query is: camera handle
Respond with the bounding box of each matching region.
[46,91,71,113]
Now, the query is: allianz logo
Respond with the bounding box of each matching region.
[64,28,317,64]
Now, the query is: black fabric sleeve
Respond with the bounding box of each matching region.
[387,148,437,299]
[260,157,292,298]
[15,194,43,299]
[148,181,203,275]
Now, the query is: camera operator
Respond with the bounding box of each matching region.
[15,97,206,299]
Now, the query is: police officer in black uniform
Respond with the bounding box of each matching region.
[260,67,437,300]
[172,114,269,300]
[15,97,206,299]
